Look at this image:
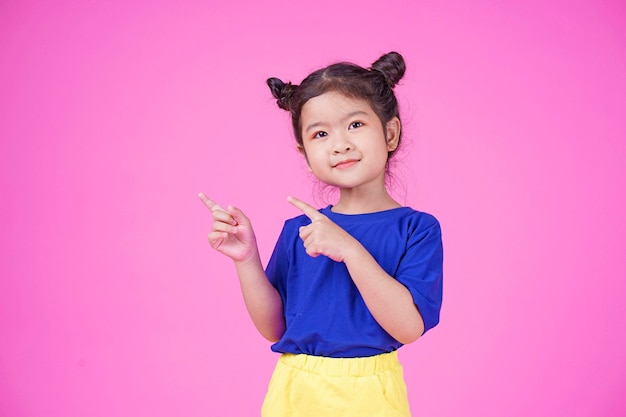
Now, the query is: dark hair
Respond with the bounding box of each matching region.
[267,51,406,160]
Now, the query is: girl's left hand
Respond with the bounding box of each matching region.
[287,196,359,263]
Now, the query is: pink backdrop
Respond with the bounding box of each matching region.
[1,1,625,416]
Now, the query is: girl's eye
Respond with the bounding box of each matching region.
[313,131,328,139]
[349,121,363,129]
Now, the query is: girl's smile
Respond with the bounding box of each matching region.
[333,159,359,169]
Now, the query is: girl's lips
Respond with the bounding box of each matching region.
[334,160,358,169]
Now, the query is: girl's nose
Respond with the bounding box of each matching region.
[332,135,353,154]
[333,145,352,154]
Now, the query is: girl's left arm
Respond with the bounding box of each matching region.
[342,246,424,344]
[288,197,425,344]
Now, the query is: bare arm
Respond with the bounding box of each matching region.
[199,193,285,342]
[233,253,285,342]
[287,196,423,344]
[342,244,423,344]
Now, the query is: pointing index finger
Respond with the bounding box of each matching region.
[287,196,324,221]
[198,192,223,212]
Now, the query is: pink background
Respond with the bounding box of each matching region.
[1,1,625,416]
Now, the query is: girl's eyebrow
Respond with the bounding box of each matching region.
[304,110,369,133]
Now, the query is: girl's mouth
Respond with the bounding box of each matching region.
[334,159,359,169]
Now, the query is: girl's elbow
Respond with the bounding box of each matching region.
[263,328,284,343]
[260,324,285,343]
[397,328,422,345]
[396,319,424,345]
[264,335,281,343]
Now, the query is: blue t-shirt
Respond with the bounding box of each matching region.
[265,205,443,358]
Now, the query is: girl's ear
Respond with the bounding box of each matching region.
[297,145,313,171]
[385,117,401,152]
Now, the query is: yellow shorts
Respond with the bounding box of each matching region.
[261,351,412,417]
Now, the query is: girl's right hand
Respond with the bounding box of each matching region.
[198,192,258,263]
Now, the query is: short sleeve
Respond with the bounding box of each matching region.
[396,215,443,334]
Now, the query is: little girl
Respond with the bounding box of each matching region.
[199,51,443,417]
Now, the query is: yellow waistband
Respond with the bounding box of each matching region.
[277,351,401,377]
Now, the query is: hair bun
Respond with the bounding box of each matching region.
[370,51,406,88]
[267,77,297,111]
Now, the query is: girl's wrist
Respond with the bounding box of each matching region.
[342,239,367,265]
[233,250,262,269]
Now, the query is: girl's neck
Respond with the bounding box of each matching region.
[331,188,401,214]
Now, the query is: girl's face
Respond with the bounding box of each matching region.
[298,91,400,193]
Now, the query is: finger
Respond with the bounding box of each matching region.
[226,205,250,226]
[298,225,312,241]
[287,196,324,221]
[212,209,237,225]
[208,231,227,248]
[198,192,224,212]
[304,244,321,258]
[212,221,238,234]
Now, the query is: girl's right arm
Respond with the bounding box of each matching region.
[199,193,285,342]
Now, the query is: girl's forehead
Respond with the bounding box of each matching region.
[301,91,374,120]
